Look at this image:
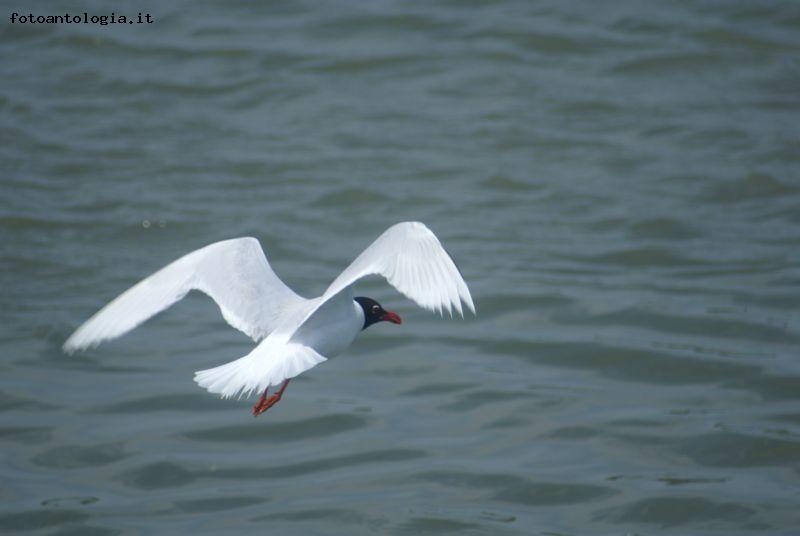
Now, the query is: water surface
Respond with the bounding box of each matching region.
[2,0,800,534]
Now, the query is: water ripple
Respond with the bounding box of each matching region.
[183,413,369,443]
[595,496,757,528]
[31,443,129,470]
[4,0,800,533]
[417,470,618,506]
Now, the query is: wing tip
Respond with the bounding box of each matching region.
[62,334,87,355]
[62,326,107,355]
[466,297,477,316]
[454,299,476,318]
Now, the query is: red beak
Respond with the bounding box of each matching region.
[380,311,402,325]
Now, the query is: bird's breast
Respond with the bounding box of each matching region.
[290,296,362,358]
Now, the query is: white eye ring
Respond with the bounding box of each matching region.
[372,305,380,312]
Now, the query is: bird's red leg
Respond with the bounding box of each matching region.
[252,379,290,417]
[252,386,269,416]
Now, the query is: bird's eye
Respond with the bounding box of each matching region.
[372,305,380,312]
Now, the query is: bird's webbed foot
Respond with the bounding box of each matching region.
[251,379,290,417]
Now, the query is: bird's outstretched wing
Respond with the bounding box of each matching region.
[63,237,304,352]
[280,222,475,341]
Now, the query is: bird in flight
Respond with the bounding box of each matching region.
[64,222,475,416]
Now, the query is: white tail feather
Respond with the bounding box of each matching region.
[194,342,327,399]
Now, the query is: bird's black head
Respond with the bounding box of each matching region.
[354,297,402,330]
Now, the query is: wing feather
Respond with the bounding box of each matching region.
[277,222,474,340]
[324,221,475,315]
[64,237,304,352]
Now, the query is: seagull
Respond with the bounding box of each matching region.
[64,222,475,416]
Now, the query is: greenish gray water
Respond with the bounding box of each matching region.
[2,1,800,534]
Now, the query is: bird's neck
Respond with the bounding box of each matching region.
[352,300,367,330]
